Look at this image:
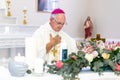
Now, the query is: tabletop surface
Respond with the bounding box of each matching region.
[0,66,120,80]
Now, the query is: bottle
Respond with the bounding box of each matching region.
[60,41,68,61]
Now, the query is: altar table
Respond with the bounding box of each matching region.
[0,66,120,80]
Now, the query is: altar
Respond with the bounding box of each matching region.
[0,66,120,80]
[0,24,120,80]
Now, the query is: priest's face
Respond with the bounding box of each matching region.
[51,14,66,32]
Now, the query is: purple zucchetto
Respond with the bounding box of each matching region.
[51,8,65,14]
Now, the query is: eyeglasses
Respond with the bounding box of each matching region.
[54,19,67,26]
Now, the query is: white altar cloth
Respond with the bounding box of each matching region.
[0,66,120,80]
[0,66,62,80]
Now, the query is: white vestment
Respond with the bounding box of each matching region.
[32,22,77,63]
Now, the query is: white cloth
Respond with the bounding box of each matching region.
[0,66,120,80]
[32,22,77,62]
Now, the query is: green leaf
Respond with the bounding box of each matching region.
[26,69,32,74]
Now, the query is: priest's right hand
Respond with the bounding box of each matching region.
[50,34,61,46]
[46,34,61,53]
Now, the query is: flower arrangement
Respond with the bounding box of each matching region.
[80,40,120,75]
[47,40,120,80]
[47,51,89,80]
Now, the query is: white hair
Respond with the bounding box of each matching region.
[50,14,57,19]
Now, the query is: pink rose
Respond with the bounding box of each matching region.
[116,63,120,71]
[87,46,94,53]
[92,51,98,58]
[117,42,120,47]
[55,60,63,69]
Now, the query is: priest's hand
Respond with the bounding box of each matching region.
[50,34,61,46]
[46,34,61,53]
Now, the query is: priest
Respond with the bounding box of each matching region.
[32,8,78,63]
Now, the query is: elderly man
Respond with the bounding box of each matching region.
[32,8,77,63]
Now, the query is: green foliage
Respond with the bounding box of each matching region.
[47,40,120,79]
[26,69,32,74]
[82,40,120,75]
[47,51,89,80]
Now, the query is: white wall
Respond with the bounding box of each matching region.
[6,0,120,39]
[89,0,120,39]
[9,0,88,38]
[0,0,6,9]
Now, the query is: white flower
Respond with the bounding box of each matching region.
[85,54,94,62]
[114,46,120,50]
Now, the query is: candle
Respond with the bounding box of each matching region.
[25,37,37,69]
[60,41,68,61]
[9,53,28,77]
[4,26,9,34]
[23,6,27,10]
[14,53,25,62]
[34,58,44,74]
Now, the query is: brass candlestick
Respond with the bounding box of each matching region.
[23,9,27,24]
[6,0,11,16]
